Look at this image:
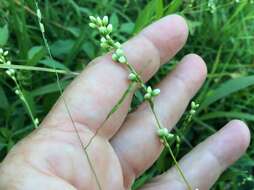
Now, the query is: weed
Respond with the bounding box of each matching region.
[0,1,253,189]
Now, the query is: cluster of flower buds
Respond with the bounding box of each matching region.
[0,49,16,80]
[0,48,9,63]
[157,128,174,142]
[89,16,121,50]
[208,0,216,13]
[14,87,39,128]
[89,16,113,35]
[128,72,139,82]
[112,48,127,64]
[14,89,25,101]
[88,15,162,103]
[144,86,160,100]
[190,101,199,115]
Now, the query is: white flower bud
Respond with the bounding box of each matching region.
[36,9,42,20]
[39,23,45,33]
[96,16,102,26]
[116,48,123,56]
[112,53,118,61]
[102,16,109,25]
[146,86,153,93]
[100,42,108,49]
[4,51,8,56]
[5,70,11,76]
[99,26,107,34]
[114,42,121,48]
[89,23,97,28]
[101,37,106,43]
[144,93,151,100]
[128,73,137,81]
[157,128,169,137]
[10,69,15,74]
[166,133,174,140]
[191,101,199,109]
[190,110,196,115]
[89,16,97,23]
[34,118,39,125]
[176,135,181,143]
[118,56,127,64]
[106,24,113,33]
[152,89,160,96]
[0,48,3,54]
[15,89,20,95]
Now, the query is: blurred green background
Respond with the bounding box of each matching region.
[0,0,253,189]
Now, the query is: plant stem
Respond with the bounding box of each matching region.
[34,2,102,189]
[0,64,78,75]
[150,104,192,190]
[85,82,135,150]
[88,15,192,190]
[13,77,38,128]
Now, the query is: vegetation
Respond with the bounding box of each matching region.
[0,0,253,189]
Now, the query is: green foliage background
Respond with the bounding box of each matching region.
[0,0,253,189]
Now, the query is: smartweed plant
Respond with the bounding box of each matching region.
[34,1,193,188]
[88,15,192,189]
[34,2,103,189]
[0,48,39,128]
[1,0,251,189]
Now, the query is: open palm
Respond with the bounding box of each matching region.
[0,15,250,190]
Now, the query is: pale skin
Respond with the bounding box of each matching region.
[0,15,250,190]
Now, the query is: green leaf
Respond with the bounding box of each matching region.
[31,80,70,97]
[39,58,69,71]
[22,90,36,115]
[120,22,135,34]
[82,42,95,59]
[0,24,9,46]
[165,0,183,15]
[66,27,81,38]
[0,86,9,109]
[51,40,75,57]
[187,19,202,36]
[110,13,119,29]
[134,0,164,33]
[28,46,46,66]
[200,111,254,121]
[155,0,164,18]
[200,76,254,109]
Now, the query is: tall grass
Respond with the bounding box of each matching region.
[0,0,253,189]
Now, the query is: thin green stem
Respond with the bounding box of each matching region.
[164,141,192,190]
[1,50,38,128]
[150,104,192,190]
[125,59,193,190]
[34,2,102,189]
[0,64,79,75]
[13,78,38,128]
[88,15,192,189]
[85,82,135,150]
[84,151,102,190]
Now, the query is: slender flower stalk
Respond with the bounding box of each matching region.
[34,2,102,190]
[88,16,192,190]
[0,48,39,128]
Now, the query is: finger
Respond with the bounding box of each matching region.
[140,120,250,190]
[43,15,188,138]
[0,159,77,190]
[111,54,207,188]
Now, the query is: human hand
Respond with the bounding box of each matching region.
[0,15,250,190]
